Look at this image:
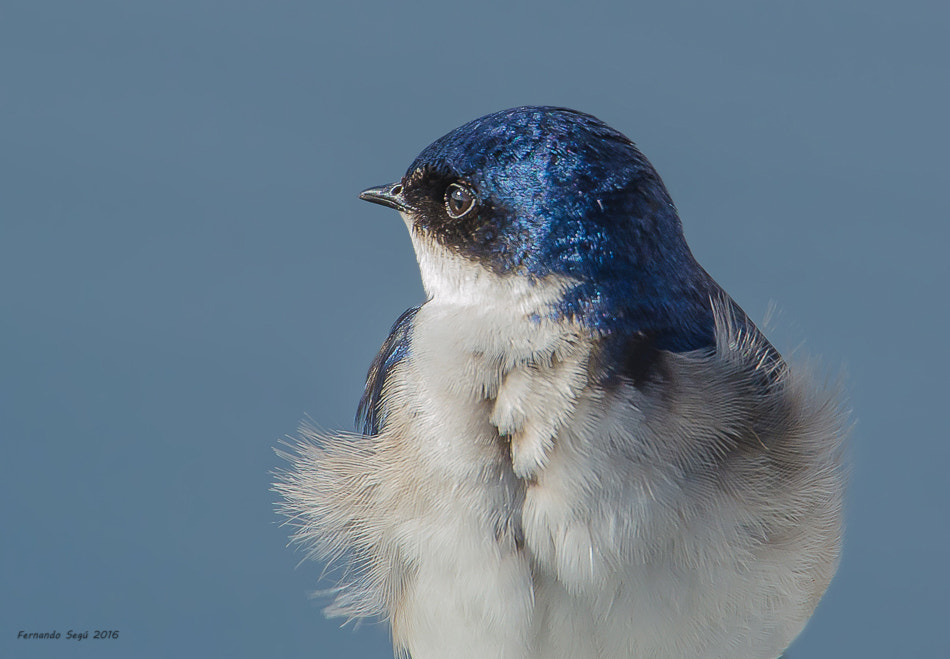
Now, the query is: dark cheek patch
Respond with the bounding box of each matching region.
[418,201,522,276]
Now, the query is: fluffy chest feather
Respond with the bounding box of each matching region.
[276,260,845,659]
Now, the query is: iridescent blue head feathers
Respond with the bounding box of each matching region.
[366,106,741,354]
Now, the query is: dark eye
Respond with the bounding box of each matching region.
[445,182,478,219]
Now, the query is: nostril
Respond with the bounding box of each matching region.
[390,184,403,196]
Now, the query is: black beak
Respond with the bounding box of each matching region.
[359,182,412,213]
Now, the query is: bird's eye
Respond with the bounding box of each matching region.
[445,183,478,219]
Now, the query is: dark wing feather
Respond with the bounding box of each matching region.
[355,306,420,436]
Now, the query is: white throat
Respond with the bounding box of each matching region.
[404,216,574,313]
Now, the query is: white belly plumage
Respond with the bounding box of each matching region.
[277,285,845,659]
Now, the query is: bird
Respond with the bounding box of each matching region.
[274,106,847,659]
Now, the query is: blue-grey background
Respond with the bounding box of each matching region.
[2,1,947,657]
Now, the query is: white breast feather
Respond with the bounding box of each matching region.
[274,248,847,659]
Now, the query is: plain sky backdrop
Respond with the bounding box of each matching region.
[2,1,947,657]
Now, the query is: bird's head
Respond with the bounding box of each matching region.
[361,106,720,353]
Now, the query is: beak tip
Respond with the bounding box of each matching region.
[359,182,411,213]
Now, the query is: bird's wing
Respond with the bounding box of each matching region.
[356,305,421,435]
